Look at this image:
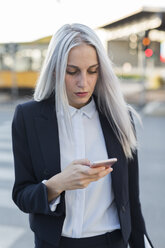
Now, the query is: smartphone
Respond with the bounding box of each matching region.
[90,158,117,168]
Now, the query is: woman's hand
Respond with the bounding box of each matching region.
[45,159,113,202]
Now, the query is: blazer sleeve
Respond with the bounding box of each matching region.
[128,113,154,248]
[12,104,64,216]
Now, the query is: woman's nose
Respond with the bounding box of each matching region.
[77,73,87,88]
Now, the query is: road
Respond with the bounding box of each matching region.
[0,104,34,248]
[0,101,165,248]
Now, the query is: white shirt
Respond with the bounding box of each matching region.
[45,98,152,247]
[56,98,120,238]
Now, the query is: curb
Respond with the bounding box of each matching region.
[140,101,165,117]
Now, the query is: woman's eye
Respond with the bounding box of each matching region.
[88,67,99,74]
[66,69,98,75]
[66,71,77,75]
[88,70,98,74]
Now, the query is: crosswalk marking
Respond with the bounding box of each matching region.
[0,106,34,248]
[0,225,25,248]
[0,120,11,127]
[0,189,15,209]
[0,167,14,181]
[0,132,11,140]
[0,152,13,163]
[0,141,12,150]
[0,120,13,164]
[0,119,26,247]
[0,122,11,138]
[0,134,11,140]
[0,121,11,129]
[0,121,13,178]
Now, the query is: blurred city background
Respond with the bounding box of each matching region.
[0,0,165,247]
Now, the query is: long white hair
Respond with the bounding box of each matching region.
[34,23,140,159]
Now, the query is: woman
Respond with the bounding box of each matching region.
[12,23,153,248]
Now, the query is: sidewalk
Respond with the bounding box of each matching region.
[1,85,165,116]
[120,81,165,116]
[0,93,31,111]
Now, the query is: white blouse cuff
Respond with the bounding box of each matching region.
[42,180,61,212]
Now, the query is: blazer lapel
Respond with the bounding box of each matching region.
[34,98,61,178]
[98,110,128,206]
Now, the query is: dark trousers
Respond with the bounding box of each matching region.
[35,230,127,248]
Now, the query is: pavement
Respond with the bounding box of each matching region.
[120,81,165,116]
[0,112,34,248]
[1,83,165,116]
[141,101,165,116]
[0,93,32,111]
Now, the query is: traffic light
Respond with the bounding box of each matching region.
[145,48,153,58]
[142,32,153,58]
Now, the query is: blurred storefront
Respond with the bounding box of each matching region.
[0,36,51,91]
[96,6,165,90]
[0,6,165,96]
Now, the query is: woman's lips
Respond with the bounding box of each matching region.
[75,92,88,97]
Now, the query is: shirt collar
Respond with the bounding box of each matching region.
[68,98,96,119]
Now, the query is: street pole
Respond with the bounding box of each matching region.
[8,43,18,101]
[138,36,146,107]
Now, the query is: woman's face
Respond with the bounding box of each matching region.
[65,44,99,109]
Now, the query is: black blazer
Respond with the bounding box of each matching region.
[12,96,153,248]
